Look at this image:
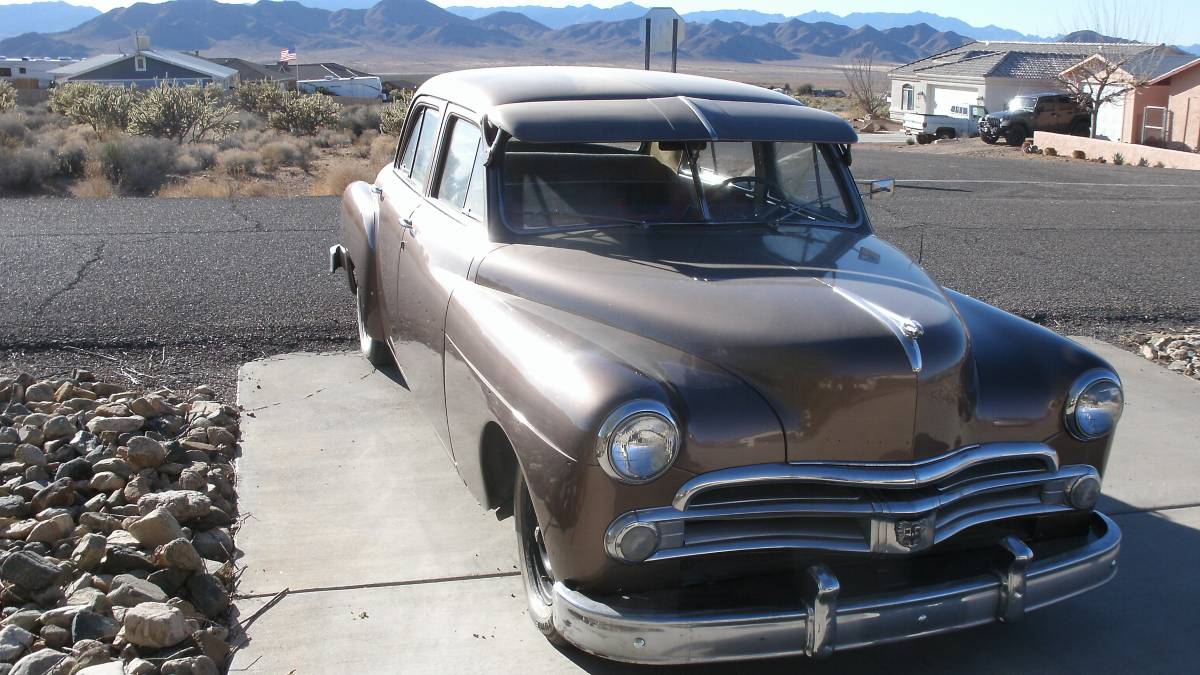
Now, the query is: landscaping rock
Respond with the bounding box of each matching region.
[0,552,64,590]
[9,649,66,675]
[84,417,145,435]
[154,539,203,572]
[70,612,119,643]
[70,534,106,572]
[126,508,183,548]
[185,574,228,619]
[160,655,218,675]
[106,575,168,607]
[137,491,210,522]
[1133,331,1199,378]
[124,437,166,472]
[118,603,189,649]
[0,625,35,663]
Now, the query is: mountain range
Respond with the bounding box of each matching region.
[0,0,976,64]
[0,2,101,40]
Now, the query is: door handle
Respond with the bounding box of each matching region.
[400,217,413,231]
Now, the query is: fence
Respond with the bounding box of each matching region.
[1034,131,1200,171]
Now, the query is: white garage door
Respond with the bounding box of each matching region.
[1095,95,1125,141]
[932,86,977,116]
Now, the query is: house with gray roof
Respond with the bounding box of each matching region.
[48,38,237,89]
[888,40,1165,121]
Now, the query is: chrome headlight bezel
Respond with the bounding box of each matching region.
[1064,369,1124,441]
[595,400,680,484]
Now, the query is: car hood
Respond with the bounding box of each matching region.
[475,225,977,462]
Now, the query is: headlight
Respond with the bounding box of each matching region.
[1064,370,1123,440]
[596,400,679,484]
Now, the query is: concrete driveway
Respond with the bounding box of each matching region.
[228,341,1200,674]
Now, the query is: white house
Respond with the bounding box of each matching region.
[0,57,76,89]
[888,41,1161,120]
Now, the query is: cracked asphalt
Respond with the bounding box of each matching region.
[2,147,1198,396]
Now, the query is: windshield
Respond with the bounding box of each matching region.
[500,140,855,232]
[1008,96,1036,112]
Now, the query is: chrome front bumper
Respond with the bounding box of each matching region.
[553,512,1120,664]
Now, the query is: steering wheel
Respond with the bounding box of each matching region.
[719,175,789,219]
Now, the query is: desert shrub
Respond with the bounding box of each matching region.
[183,143,219,170]
[794,83,814,96]
[267,92,341,136]
[95,135,178,194]
[72,164,115,198]
[357,128,380,145]
[174,153,201,174]
[1154,161,1166,168]
[233,80,287,116]
[128,82,237,143]
[313,129,352,148]
[50,138,88,177]
[905,137,915,145]
[340,105,382,136]
[0,81,16,113]
[369,133,396,168]
[217,148,260,177]
[1111,153,1124,165]
[0,112,26,148]
[1137,157,1149,167]
[0,147,55,192]
[1071,149,1086,160]
[1043,147,1057,156]
[236,110,264,131]
[260,140,304,171]
[50,82,134,133]
[378,90,413,135]
[312,160,372,196]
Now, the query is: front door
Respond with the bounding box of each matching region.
[391,110,491,455]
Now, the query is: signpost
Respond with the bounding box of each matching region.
[642,7,685,72]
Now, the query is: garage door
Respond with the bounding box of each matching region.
[932,86,977,116]
[1095,95,1124,141]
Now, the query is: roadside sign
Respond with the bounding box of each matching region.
[641,7,684,72]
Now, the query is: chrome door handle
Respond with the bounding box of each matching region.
[400,218,413,231]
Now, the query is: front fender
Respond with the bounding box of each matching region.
[443,281,787,589]
[338,180,386,339]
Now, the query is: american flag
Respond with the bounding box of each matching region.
[280,48,297,63]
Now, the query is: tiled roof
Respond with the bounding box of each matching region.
[891,40,1166,80]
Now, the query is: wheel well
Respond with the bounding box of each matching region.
[935,127,957,138]
[480,422,519,516]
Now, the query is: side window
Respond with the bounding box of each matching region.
[435,117,486,220]
[397,108,423,172]
[396,105,443,189]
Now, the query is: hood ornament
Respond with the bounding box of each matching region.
[823,283,925,373]
[900,319,924,339]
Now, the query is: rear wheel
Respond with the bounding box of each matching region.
[515,470,566,645]
[1004,126,1027,146]
[355,286,392,368]
[915,133,934,145]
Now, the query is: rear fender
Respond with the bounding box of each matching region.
[338,180,386,339]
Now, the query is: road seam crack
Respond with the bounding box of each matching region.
[235,570,521,600]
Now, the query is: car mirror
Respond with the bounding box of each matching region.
[859,178,896,199]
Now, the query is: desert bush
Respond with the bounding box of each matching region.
[340,105,382,137]
[183,143,219,170]
[233,80,287,116]
[71,163,116,198]
[1043,147,1057,156]
[267,92,341,136]
[128,82,238,143]
[1071,149,1086,160]
[0,147,55,192]
[1154,161,1166,168]
[50,82,135,133]
[905,137,915,145]
[1111,153,1124,165]
[50,138,88,177]
[313,129,353,148]
[0,81,16,113]
[1137,157,1149,167]
[95,135,178,194]
[217,148,260,177]
[794,83,814,96]
[378,90,413,135]
[0,112,26,148]
[369,133,396,168]
[260,140,305,171]
[312,160,373,196]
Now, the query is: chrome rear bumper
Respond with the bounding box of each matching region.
[553,512,1120,664]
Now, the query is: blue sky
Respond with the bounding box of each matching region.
[5,0,1198,44]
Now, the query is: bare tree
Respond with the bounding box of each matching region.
[1055,0,1166,138]
[842,57,887,120]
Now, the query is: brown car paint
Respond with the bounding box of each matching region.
[339,75,1118,595]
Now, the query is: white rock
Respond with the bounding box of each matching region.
[119,602,189,648]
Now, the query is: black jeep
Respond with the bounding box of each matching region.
[980,93,1090,146]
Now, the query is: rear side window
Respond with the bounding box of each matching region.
[435,118,487,220]
[397,105,443,189]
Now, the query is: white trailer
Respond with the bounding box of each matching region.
[298,76,384,100]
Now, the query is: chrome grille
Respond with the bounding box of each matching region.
[605,443,1099,563]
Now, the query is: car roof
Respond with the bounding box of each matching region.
[417,66,858,145]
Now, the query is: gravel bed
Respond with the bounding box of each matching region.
[1128,329,1200,379]
[0,372,239,674]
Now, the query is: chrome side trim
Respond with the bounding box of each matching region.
[673,443,1059,511]
[823,282,923,372]
[552,513,1121,665]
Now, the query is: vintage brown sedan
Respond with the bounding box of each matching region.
[330,66,1123,663]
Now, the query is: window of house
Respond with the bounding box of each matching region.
[901,84,915,110]
[0,68,11,77]
[134,56,147,72]
[435,117,486,220]
[396,106,443,190]
[18,67,26,74]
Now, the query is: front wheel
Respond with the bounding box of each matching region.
[915,134,934,145]
[1004,126,1027,146]
[515,470,566,645]
[355,286,392,368]
[981,133,998,144]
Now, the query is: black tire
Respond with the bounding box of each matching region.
[1004,126,1027,147]
[916,134,933,145]
[1069,119,1089,137]
[355,286,392,368]
[981,133,998,144]
[515,470,567,645]
[935,128,955,140]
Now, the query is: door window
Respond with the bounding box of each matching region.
[435,117,487,220]
[397,105,443,189]
[901,84,914,110]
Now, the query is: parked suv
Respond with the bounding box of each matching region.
[980,93,1090,146]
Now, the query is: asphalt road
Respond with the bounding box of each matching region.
[2,147,1198,394]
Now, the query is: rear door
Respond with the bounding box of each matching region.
[391,110,491,455]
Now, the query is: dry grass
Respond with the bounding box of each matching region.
[311,160,374,196]
[159,176,280,198]
[70,164,115,198]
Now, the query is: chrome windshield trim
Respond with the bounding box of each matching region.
[673,443,1060,511]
